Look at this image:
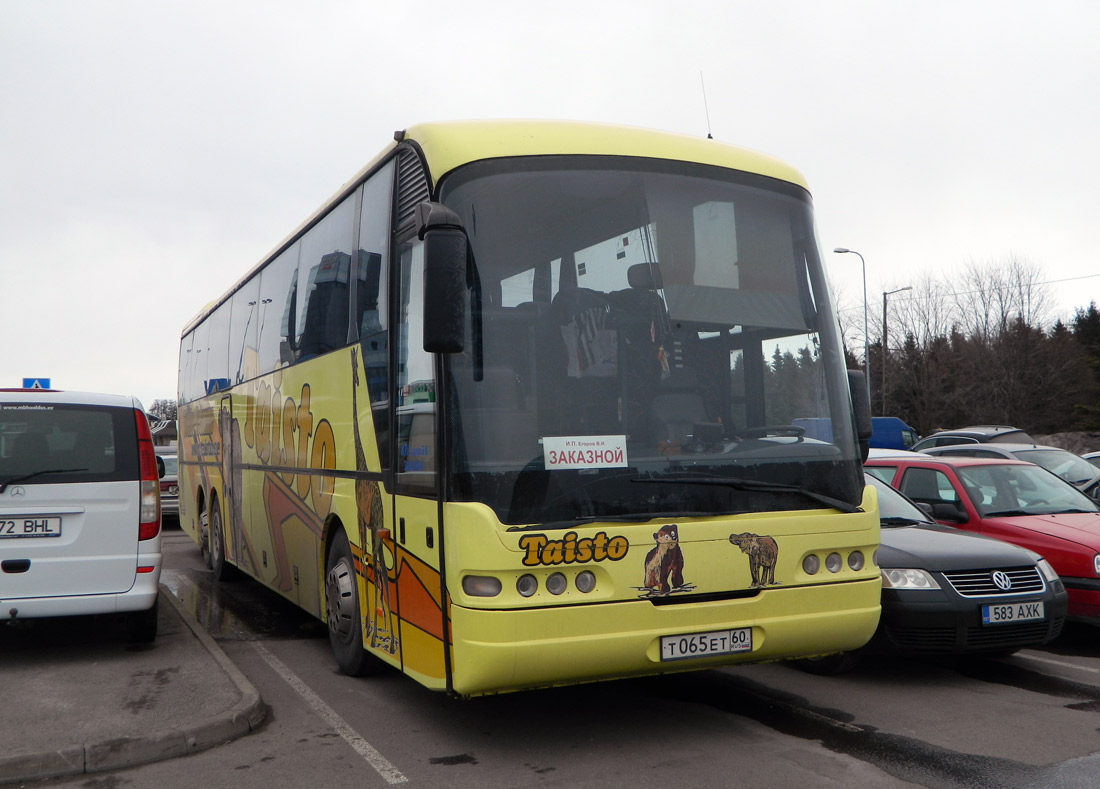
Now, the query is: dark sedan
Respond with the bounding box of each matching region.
[798,474,1067,673]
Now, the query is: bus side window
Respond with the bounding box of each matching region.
[257,242,300,374]
[354,160,394,469]
[295,197,356,360]
[395,239,437,494]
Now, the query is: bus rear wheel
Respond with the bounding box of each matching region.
[326,530,385,677]
[199,509,212,569]
[209,504,236,582]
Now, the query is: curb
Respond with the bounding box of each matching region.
[0,588,267,786]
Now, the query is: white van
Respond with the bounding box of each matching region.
[0,389,163,641]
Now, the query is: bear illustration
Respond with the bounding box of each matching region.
[643,524,685,595]
[729,532,778,587]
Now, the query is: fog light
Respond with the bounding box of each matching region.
[517,574,538,597]
[803,554,820,575]
[825,552,842,573]
[848,551,865,571]
[462,575,502,597]
[546,572,567,595]
[576,570,596,593]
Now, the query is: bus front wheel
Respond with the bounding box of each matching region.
[326,530,384,677]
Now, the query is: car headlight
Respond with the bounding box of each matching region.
[881,568,941,590]
[1094,554,1100,575]
[1037,559,1060,583]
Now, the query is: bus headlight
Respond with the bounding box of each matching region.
[803,554,821,575]
[462,575,502,597]
[825,553,843,573]
[881,569,940,590]
[517,574,538,597]
[848,551,865,571]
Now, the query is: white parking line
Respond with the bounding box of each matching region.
[1019,652,1100,675]
[252,642,408,784]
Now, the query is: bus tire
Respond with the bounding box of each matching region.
[209,503,236,582]
[199,508,212,569]
[326,530,385,677]
[792,651,861,675]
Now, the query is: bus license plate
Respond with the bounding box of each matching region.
[981,601,1044,626]
[660,628,752,661]
[0,516,62,539]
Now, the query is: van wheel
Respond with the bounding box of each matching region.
[126,598,159,643]
[209,505,235,582]
[325,530,384,676]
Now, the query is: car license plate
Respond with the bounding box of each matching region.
[660,628,752,661]
[0,516,62,539]
[981,601,1045,625]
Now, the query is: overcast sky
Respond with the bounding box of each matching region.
[4,1,1098,408]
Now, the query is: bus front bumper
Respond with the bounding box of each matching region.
[449,578,881,696]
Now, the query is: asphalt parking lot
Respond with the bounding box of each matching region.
[0,589,264,785]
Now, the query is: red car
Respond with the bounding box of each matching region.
[864,455,1100,622]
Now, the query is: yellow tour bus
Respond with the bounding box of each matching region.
[177,120,881,696]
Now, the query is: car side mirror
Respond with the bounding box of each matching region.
[156,456,166,479]
[931,501,968,524]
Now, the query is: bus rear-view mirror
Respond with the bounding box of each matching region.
[416,202,467,354]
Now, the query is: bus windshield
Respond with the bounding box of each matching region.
[440,156,861,525]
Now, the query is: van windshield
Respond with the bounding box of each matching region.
[0,403,138,487]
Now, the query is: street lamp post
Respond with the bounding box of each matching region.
[881,285,912,415]
[833,248,871,405]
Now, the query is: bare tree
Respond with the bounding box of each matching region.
[953,256,1052,340]
[148,399,178,422]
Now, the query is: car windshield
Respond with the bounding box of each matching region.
[866,474,933,525]
[955,464,1100,516]
[0,403,138,488]
[1013,449,1098,486]
[438,155,862,525]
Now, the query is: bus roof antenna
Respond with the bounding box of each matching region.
[700,71,713,139]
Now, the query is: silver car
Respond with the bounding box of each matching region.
[156,450,178,520]
[0,389,163,641]
[921,442,1100,499]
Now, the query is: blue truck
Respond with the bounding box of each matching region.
[793,416,917,451]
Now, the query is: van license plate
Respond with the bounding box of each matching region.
[0,517,62,538]
[981,601,1044,625]
[660,628,752,661]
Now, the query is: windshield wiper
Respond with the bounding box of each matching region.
[505,512,709,532]
[632,475,861,514]
[880,516,931,527]
[983,509,1030,518]
[0,468,87,494]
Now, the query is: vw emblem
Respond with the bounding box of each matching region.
[992,571,1012,591]
[8,486,25,500]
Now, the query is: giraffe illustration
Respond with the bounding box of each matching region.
[351,346,397,654]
